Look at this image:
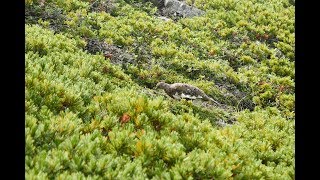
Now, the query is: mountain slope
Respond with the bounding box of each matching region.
[25,0,295,179]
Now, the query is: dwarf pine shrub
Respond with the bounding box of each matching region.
[26,0,295,178]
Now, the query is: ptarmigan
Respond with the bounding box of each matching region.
[155,82,220,105]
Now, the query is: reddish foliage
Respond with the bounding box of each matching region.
[120,113,131,124]
[257,81,266,85]
[104,53,113,59]
[278,85,286,92]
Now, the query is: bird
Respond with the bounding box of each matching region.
[155,82,220,105]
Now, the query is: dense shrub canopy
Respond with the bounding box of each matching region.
[26,0,295,179]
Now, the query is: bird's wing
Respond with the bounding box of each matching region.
[180,93,198,99]
[172,92,182,99]
[184,85,206,97]
[172,84,205,99]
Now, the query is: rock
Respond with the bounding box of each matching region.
[162,0,204,18]
[84,38,135,67]
[158,16,172,21]
[150,0,205,19]
[89,0,117,14]
[215,119,236,127]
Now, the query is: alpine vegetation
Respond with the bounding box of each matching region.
[25,0,295,179]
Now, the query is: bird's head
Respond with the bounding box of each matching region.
[155,81,169,90]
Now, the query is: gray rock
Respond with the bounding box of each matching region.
[163,0,204,18]
[158,16,172,21]
[84,38,135,67]
[151,0,204,19]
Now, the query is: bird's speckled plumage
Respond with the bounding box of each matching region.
[156,82,220,105]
